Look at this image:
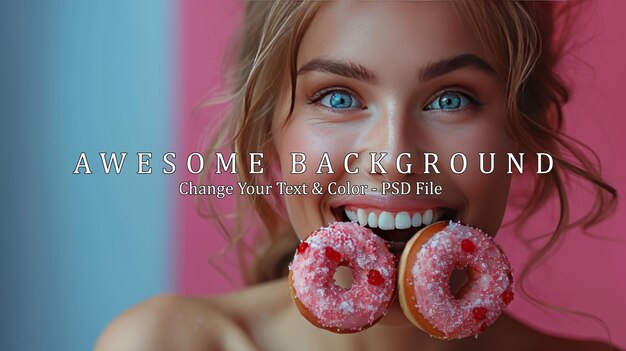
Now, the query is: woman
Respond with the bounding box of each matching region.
[95,2,617,350]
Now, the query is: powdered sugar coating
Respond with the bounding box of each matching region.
[411,221,513,339]
[289,222,396,331]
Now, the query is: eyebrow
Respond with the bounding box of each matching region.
[297,54,496,84]
[297,58,377,83]
[418,54,496,81]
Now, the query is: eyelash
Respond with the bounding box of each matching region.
[424,89,482,112]
[306,87,365,112]
[306,87,482,112]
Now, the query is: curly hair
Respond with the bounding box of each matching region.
[200,1,617,312]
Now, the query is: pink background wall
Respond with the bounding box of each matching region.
[176,0,244,295]
[177,1,626,348]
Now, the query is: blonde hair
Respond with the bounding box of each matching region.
[202,0,617,301]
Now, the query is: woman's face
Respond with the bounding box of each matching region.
[273,3,515,245]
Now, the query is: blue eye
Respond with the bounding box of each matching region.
[425,92,472,111]
[318,90,360,110]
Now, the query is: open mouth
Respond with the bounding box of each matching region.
[331,206,457,254]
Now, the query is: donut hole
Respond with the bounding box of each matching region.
[333,265,354,290]
[450,266,470,298]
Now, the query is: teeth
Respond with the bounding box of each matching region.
[378,211,395,230]
[395,212,411,229]
[411,212,422,227]
[345,209,357,222]
[343,207,448,230]
[367,212,378,228]
[422,209,433,225]
[357,209,368,226]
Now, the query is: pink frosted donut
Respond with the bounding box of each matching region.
[288,221,397,333]
[399,221,514,339]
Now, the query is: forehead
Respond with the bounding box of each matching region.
[298,2,490,80]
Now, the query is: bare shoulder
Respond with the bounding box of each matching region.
[93,293,248,351]
[534,331,618,351]
[538,330,618,351]
[94,280,291,351]
[487,313,619,351]
[93,294,217,351]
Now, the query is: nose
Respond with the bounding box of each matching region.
[365,103,418,182]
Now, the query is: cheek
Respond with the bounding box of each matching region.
[453,170,511,234]
[445,123,516,234]
[276,119,354,181]
[274,118,355,238]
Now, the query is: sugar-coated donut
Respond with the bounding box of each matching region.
[288,221,397,333]
[398,221,514,339]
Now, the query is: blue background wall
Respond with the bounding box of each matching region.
[1,1,174,350]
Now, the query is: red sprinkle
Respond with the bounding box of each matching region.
[324,247,341,263]
[479,323,488,333]
[297,242,309,254]
[367,269,385,285]
[461,239,476,253]
[502,290,514,305]
[472,307,487,321]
